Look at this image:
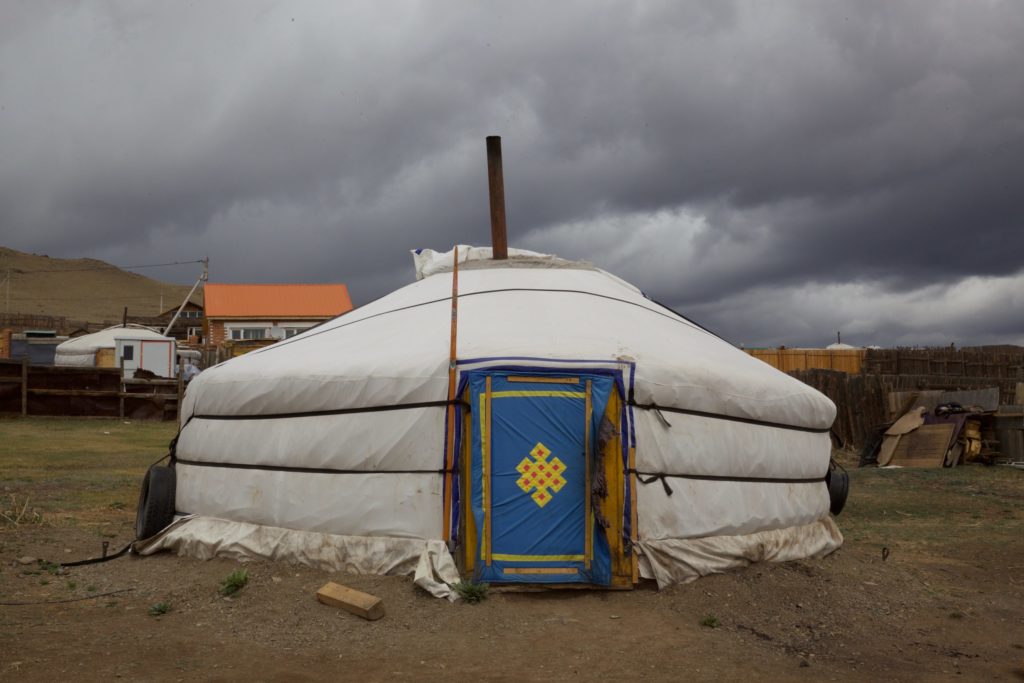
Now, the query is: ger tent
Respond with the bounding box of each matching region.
[137,247,843,596]
[54,324,168,368]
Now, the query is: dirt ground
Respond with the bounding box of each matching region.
[2,419,1024,682]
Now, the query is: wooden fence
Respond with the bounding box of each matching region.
[747,348,864,374]
[788,370,888,449]
[0,358,183,421]
[863,348,1024,379]
[789,369,1023,450]
[0,313,69,332]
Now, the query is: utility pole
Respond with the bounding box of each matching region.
[163,257,209,337]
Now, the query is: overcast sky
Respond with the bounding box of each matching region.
[2,1,1022,347]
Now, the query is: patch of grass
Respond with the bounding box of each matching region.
[453,580,490,603]
[839,467,1024,552]
[38,560,62,576]
[66,580,77,591]
[220,569,250,597]
[949,611,965,620]
[148,602,171,616]
[699,614,720,628]
[0,418,176,522]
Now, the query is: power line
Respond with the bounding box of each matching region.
[12,294,196,302]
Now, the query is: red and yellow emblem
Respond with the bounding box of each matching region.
[515,442,567,508]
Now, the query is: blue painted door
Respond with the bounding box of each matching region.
[468,371,613,584]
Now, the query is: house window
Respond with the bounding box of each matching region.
[284,328,301,338]
[122,345,134,361]
[230,328,266,340]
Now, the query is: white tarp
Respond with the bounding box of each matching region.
[134,516,462,600]
[637,517,844,587]
[168,246,839,590]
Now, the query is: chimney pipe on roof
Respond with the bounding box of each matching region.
[486,136,508,260]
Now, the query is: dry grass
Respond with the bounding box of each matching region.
[0,417,178,525]
[841,465,1024,553]
[0,246,199,321]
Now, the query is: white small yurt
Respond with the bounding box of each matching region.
[55,324,171,370]
[137,247,844,596]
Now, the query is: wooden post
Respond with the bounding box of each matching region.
[486,136,508,260]
[119,357,125,419]
[177,357,185,427]
[21,355,28,416]
[442,246,460,542]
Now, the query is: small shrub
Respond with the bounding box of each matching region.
[453,580,490,603]
[148,602,171,616]
[220,569,250,597]
[700,614,720,628]
[39,560,62,576]
[1,494,44,526]
[66,580,77,591]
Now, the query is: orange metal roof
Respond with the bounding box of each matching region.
[204,283,352,318]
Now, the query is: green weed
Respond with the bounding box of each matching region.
[453,580,490,603]
[700,614,720,628]
[148,602,171,616]
[220,569,250,597]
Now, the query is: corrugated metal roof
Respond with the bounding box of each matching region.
[204,283,352,318]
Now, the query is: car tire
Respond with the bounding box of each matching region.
[135,465,176,540]
[825,463,849,516]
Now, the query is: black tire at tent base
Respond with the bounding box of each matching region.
[825,462,850,516]
[136,465,176,540]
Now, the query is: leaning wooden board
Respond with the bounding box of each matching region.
[316,582,385,620]
[888,423,957,468]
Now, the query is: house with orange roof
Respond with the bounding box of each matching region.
[203,283,353,346]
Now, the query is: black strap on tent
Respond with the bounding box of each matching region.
[630,470,828,496]
[174,458,453,476]
[628,400,831,434]
[189,398,469,422]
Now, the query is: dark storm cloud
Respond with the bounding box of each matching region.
[1,1,1022,346]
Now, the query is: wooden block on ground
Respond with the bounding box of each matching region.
[316,582,384,621]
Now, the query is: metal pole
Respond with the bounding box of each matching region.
[21,355,28,416]
[486,136,509,260]
[177,356,185,428]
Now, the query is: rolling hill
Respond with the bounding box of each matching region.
[0,247,202,324]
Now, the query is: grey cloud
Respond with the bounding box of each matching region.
[1,1,1023,345]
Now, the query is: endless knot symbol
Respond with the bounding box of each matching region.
[515,442,567,508]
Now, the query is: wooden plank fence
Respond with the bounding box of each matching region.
[864,348,1024,379]
[0,358,183,420]
[747,348,864,374]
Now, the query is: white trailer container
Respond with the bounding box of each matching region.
[116,335,177,379]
